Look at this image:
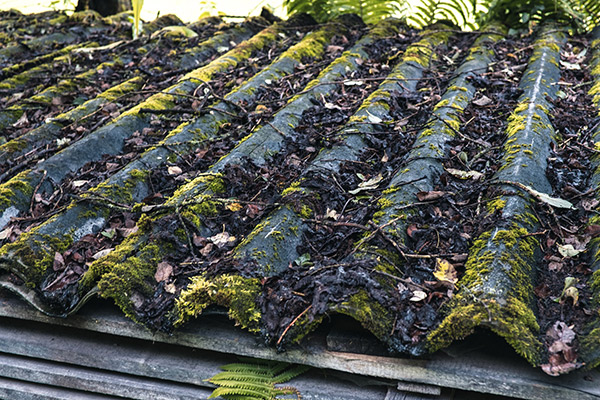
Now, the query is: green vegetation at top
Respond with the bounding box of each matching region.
[283,0,600,31]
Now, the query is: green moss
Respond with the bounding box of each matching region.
[0,169,34,207]
[87,169,149,204]
[0,139,27,154]
[427,297,542,365]
[433,98,450,111]
[180,196,220,229]
[448,85,468,92]
[80,214,152,290]
[174,273,262,331]
[0,228,72,287]
[281,179,305,197]
[382,185,399,195]
[298,205,312,219]
[486,198,506,213]
[98,76,144,102]
[333,291,394,341]
[427,221,542,365]
[97,241,166,319]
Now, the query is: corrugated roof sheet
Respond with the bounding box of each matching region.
[1,7,600,377]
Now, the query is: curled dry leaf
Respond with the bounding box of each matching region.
[557,244,584,258]
[445,168,484,181]
[433,258,458,285]
[473,95,492,106]
[155,261,173,282]
[168,166,183,176]
[226,202,243,212]
[210,232,236,248]
[409,290,427,302]
[92,248,114,260]
[416,191,449,201]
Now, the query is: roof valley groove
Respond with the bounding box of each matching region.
[2,8,600,380]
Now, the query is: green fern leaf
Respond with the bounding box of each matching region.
[209,386,271,399]
[272,365,311,384]
[208,359,309,400]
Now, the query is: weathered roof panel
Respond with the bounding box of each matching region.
[1,7,600,382]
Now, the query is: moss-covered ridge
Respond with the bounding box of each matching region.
[427,24,567,366]
[0,16,296,312]
[580,26,600,368]
[365,23,506,245]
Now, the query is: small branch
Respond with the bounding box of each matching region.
[277,305,312,346]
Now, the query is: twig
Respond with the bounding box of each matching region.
[277,305,312,346]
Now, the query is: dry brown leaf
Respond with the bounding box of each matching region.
[416,191,448,201]
[168,166,183,175]
[209,232,236,248]
[433,258,458,285]
[155,262,173,282]
[92,248,114,260]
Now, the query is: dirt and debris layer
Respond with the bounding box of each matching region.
[1,8,600,375]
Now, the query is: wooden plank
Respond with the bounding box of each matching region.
[0,353,212,400]
[0,376,117,400]
[0,292,599,400]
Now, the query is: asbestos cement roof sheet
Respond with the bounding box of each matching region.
[1,6,600,384]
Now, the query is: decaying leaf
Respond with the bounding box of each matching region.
[155,261,173,282]
[445,168,484,180]
[92,248,113,260]
[520,183,575,209]
[366,110,382,124]
[542,321,582,376]
[226,202,243,212]
[557,244,584,258]
[409,290,427,302]
[416,191,449,201]
[555,277,579,305]
[349,174,383,195]
[473,95,492,106]
[325,208,339,220]
[433,258,458,285]
[168,166,183,175]
[210,232,236,248]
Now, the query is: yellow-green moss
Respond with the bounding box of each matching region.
[0,228,72,287]
[281,179,305,197]
[80,214,152,290]
[427,297,542,365]
[87,169,149,204]
[433,98,450,111]
[333,291,393,341]
[298,205,312,219]
[0,169,34,207]
[97,241,166,319]
[448,85,468,92]
[486,198,506,213]
[174,273,261,331]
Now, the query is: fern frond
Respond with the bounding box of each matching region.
[208,359,309,400]
[209,386,271,399]
[207,379,274,392]
[220,363,278,374]
[273,365,311,384]
[209,371,274,383]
